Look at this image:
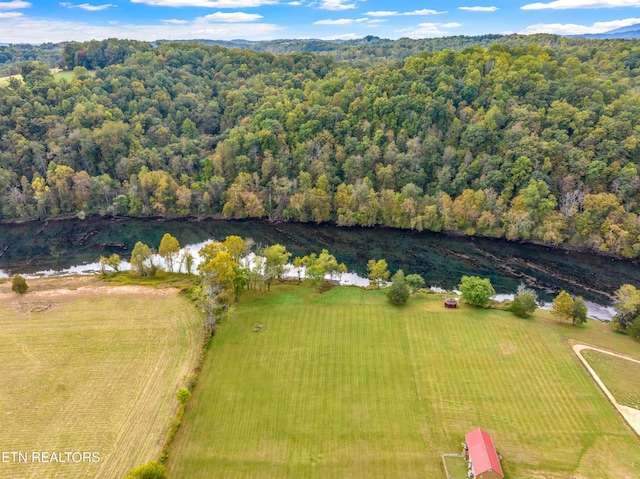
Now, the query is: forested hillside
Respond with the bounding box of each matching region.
[2,38,640,257]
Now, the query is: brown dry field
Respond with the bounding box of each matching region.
[0,276,203,479]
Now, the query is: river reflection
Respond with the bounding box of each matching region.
[1,216,639,313]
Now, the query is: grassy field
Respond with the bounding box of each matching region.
[168,284,640,479]
[52,69,96,81]
[0,276,204,479]
[0,69,94,86]
[582,349,640,409]
[0,73,22,86]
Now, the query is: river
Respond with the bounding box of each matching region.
[1,215,638,317]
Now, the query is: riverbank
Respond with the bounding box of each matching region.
[1,216,639,305]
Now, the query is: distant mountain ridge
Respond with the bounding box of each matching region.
[572,23,640,39]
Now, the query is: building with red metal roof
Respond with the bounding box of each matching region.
[463,428,504,479]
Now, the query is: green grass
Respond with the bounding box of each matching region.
[0,276,204,479]
[168,285,640,479]
[0,73,22,86]
[52,69,95,81]
[582,350,640,409]
[0,70,95,86]
[442,455,468,479]
[103,270,198,289]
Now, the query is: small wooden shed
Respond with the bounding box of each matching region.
[463,428,504,479]
[444,298,458,309]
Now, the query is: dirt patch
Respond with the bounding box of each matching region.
[500,341,517,355]
[17,301,52,313]
[573,344,640,438]
[0,276,178,307]
[26,285,177,299]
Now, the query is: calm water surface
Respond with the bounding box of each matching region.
[1,216,638,307]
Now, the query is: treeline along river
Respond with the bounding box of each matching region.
[1,216,639,304]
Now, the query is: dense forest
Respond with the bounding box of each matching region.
[3,36,640,257]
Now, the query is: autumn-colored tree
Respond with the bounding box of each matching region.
[158,233,180,272]
[222,235,247,264]
[198,250,236,292]
[367,258,390,288]
[130,241,154,277]
[551,290,574,323]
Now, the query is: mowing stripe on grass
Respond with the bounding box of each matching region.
[168,286,640,479]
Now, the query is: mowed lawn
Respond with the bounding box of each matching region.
[168,284,640,479]
[582,350,640,409]
[0,276,204,479]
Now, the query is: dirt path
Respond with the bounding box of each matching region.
[572,344,640,437]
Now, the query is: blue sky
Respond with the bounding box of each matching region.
[3,0,640,44]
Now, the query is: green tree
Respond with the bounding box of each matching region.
[405,273,425,293]
[232,266,249,302]
[572,296,588,326]
[124,461,167,479]
[510,284,538,318]
[551,290,574,323]
[222,235,247,265]
[183,252,195,275]
[316,249,339,279]
[510,293,537,318]
[612,284,640,332]
[367,258,390,288]
[307,264,325,294]
[458,275,495,307]
[158,233,180,272]
[11,275,28,294]
[337,263,348,282]
[198,250,236,292]
[176,387,191,404]
[293,256,304,280]
[106,253,121,272]
[262,244,291,290]
[99,255,109,275]
[629,317,640,339]
[387,269,410,305]
[130,241,154,277]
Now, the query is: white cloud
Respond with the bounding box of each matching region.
[398,22,462,38]
[458,6,499,12]
[0,10,21,17]
[366,9,446,17]
[321,32,358,39]
[314,17,367,24]
[131,0,277,7]
[318,0,357,11]
[0,16,283,43]
[522,0,640,10]
[60,2,117,10]
[162,18,190,23]
[197,11,263,21]
[0,0,29,9]
[521,17,640,33]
